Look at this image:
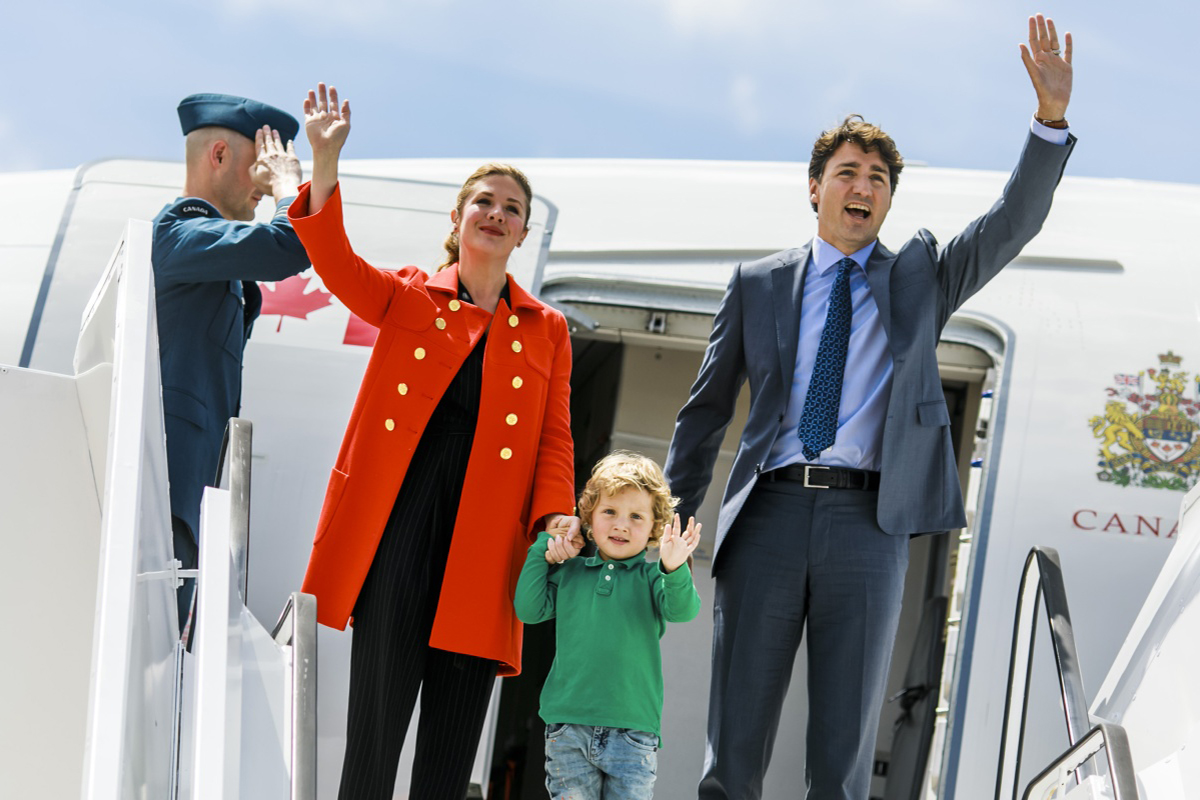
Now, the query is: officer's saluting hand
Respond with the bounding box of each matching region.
[252,124,302,200]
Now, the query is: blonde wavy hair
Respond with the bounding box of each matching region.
[436,163,533,272]
[577,451,680,549]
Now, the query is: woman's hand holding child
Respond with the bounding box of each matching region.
[544,515,584,565]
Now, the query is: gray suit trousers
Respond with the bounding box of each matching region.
[699,479,908,800]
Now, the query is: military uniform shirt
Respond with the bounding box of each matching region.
[152,195,310,540]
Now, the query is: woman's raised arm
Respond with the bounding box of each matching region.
[303,82,351,214]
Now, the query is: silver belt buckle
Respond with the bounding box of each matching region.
[803,465,830,489]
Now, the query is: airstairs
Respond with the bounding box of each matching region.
[0,220,316,799]
[995,482,1200,799]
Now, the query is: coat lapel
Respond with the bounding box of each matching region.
[424,263,491,346]
[771,244,811,383]
[864,241,897,347]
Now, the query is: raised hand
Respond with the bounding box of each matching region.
[544,515,584,565]
[303,82,351,213]
[251,125,302,198]
[304,82,351,157]
[659,513,701,573]
[1019,14,1072,122]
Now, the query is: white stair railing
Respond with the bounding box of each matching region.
[78,219,180,800]
[187,419,317,800]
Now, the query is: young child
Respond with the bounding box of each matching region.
[514,450,702,799]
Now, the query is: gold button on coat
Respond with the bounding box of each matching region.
[506,414,518,425]
[385,419,395,431]
[511,341,522,353]
[508,314,519,327]
[512,376,523,389]
[500,447,513,460]
[449,299,461,311]
[397,383,408,395]
[435,318,446,330]
[414,347,426,360]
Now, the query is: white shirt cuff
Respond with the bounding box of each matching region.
[1030,116,1070,145]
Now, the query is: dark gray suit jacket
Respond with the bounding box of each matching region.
[665,132,1076,565]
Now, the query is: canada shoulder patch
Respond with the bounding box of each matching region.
[176,203,213,218]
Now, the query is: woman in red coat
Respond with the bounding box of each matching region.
[293,83,578,800]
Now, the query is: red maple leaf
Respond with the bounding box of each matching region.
[260,274,334,332]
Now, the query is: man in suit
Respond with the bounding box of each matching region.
[664,16,1075,799]
[154,94,311,631]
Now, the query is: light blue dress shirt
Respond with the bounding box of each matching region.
[766,239,891,471]
[765,118,1070,472]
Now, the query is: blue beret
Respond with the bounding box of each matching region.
[177,93,299,143]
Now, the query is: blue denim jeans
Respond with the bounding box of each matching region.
[544,723,658,799]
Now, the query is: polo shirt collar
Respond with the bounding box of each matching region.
[584,551,647,569]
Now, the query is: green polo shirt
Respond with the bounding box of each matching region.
[514,532,701,741]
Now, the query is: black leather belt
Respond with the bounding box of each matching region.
[761,464,880,491]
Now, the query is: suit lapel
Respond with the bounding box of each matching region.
[864,241,897,348]
[772,244,811,383]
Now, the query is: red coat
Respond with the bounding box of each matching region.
[289,183,575,676]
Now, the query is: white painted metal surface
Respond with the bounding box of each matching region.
[190,489,240,800]
[190,482,310,800]
[0,365,102,800]
[0,220,178,800]
[78,221,178,800]
[1089,483,1200,797]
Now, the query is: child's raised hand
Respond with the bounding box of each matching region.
[658,513,701,573]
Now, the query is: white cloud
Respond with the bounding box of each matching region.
[661,0,767,35]
[730,74,763,136]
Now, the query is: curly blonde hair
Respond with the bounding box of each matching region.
[577,451,679,548]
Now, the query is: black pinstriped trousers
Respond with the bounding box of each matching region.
[339,343,497,800]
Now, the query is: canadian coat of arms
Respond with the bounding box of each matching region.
[1090,351,1200,491]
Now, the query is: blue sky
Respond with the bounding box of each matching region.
[4,1,1195,184]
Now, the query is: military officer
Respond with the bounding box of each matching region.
[153,93,310,631]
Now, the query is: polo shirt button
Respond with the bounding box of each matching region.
[414,347,426,360]
[512,376,523,389]
[398,383,408,395]
[607,564,614,570]
[605,575,612,581]
[506,413,518,425]
[435,318,446,330]
[508,314,519,327]
[500,447,513,460]
[511,341,522,353]
[385,419,395,431]
[449,299,461,311]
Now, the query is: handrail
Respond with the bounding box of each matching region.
[215,418,253,603]
[272,592,319,800]
[1020,722,1138,800]
[996,547,1141,800]
[189,419,318,800]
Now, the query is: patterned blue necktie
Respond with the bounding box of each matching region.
[797,257,854,460]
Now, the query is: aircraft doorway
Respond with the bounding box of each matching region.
[487,327,999,800]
